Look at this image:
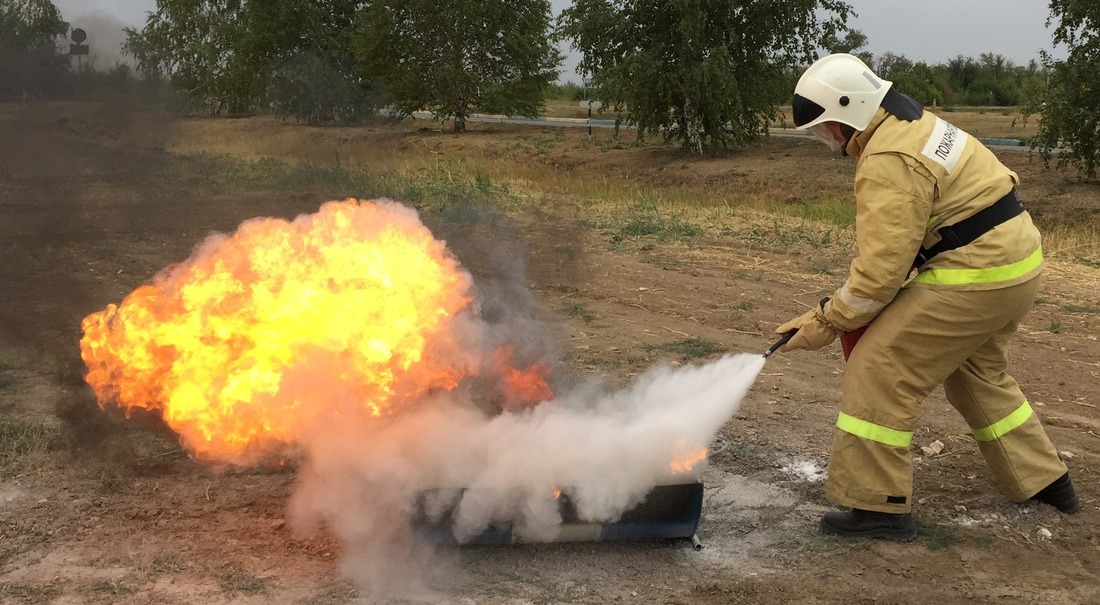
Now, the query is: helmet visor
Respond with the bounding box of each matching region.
[810,123,843,152]
[792,93,826,128]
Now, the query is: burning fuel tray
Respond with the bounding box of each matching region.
[414,482,704,548]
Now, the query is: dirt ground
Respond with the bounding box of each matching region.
[1,100,1099,605]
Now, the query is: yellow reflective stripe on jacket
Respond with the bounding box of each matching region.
[912,246,1043,286]
[837,412,913,448]
[972,401,1034,442]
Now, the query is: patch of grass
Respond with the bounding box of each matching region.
[1049,319,1063,334]
[0,420,58,477]
[592,194,707,245]
[220,565,269,596]
[91,579,136,597]
[734,300,754,312]
[95,467,133,494]
[793,197,857,227]
[1061,303,1100,314]
[917,522,963,551]
[558,301,597,323]
[618,214,703,241]
[203,154,374,195]
[593,135,630,151]
[178,154,521,219]
[647,338,724,359]
[150,553,184,575]
[734,216,853,253]
[1041,226,1100,264]
[0,583,63,601]
[382,162,519,215]
[507,134,556,156]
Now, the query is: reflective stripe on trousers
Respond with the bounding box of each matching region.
[971,400,1034,442]
[837,400,1033,448]
[836,412,912,448]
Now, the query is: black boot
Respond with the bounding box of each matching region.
[820,508,917,541]
[1032,472,1081,514]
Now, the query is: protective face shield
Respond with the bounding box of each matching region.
[792,53,892,132]
[810,123,843,152]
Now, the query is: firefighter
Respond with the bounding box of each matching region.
[777,53,1079,540]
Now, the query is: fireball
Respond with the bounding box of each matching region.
[80,199,550,462]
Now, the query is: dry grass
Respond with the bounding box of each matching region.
[1043,226,1100,263]
[82,100,1096,267]
[542,100,1038,140]
[0,419,57,478]
[761,106,1033,141]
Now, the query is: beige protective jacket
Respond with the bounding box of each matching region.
[820,107,1044,332]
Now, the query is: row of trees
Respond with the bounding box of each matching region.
[821,30,1047,107]
[118,0,849,150]
[123,0,562,131]
[1,0,1097,177]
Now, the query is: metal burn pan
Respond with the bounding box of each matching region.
[413,482,704,548]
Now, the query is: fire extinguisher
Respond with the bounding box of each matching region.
[840,325,867,361]
[764,323,869,361]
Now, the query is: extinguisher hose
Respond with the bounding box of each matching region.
[763,329,798,358]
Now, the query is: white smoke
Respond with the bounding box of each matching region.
[84,197,767,598]
[286,349,764,596]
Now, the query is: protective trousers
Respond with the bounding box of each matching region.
[826,276,1067,513]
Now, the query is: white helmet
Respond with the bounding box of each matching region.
[793,53,892,132]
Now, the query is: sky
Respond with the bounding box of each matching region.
[53,0,1065,78]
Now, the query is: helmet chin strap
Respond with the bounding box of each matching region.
[838,124,856,157]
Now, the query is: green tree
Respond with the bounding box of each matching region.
[942,55,978,104]
[245,0,373,123]
[0,0,69,101]
[1028,0,1100,179]
[890,61,944,107]
[821,27,873,66]
[354,0,561,132]
[124,1,256,114]
[125,0,368,121]
[966,53,1018,105]
[558,0,853,154]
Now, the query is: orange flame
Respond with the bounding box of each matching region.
[79,199,529,462]
[670,447,708,475]
[492,346,553,411]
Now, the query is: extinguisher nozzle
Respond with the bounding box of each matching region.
[764,330,797,358]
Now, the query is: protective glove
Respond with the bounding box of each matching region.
[775,299,838,352]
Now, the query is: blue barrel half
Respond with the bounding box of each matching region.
[414,482,704,546]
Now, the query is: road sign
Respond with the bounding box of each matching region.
[579,100,603,110]
[70,27,89,59]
